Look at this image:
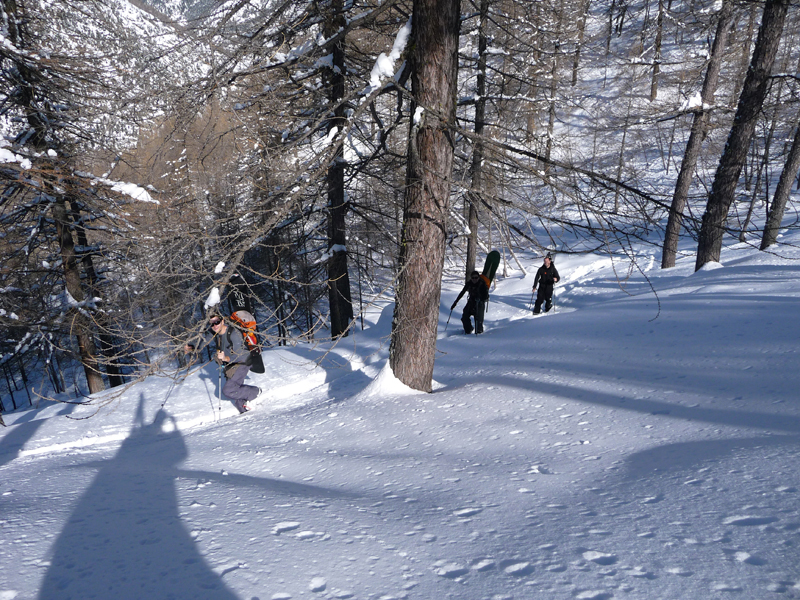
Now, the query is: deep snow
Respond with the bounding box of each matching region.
[2,236,799,600]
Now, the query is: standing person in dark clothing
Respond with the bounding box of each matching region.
[451,270,490,334]
[209,315,260,413]
[532,253,560,314]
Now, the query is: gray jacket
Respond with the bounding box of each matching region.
[217,326,250,365]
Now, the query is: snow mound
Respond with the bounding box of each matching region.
[356,361,424,399]
[696,261,723,271]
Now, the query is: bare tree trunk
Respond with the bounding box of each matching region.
[466,0,490,279]
[389,0,460,392]
[695,0,788,271]
[650,0,664,101]
[733,4,758,106]
[572,0,590,86]
[545,12,563,165]
[741,99,780,242]
[761,116,800,249]
[52,198,105,394]
[69,201,126,387]
[324,0,354,338]
[661,0,732,268]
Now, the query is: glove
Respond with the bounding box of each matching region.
[450,302,456,310]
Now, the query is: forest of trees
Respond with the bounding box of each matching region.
[1,0,799,405]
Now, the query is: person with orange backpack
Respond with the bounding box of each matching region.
[209,314,260,413]
[451,270,490,334]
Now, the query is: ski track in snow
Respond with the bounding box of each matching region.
[2,240,800,599]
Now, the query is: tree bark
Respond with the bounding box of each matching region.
[761,116,800,249]
[389,0,461,392]
[53,198,105,394]
[572,0,590,86]
[324,0,354,338]
[695,0,788,271]
[661,0,732,268]
[70,200,125,387]
[650,0,664,101]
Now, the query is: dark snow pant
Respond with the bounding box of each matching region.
[223,364,259,413]
[533,285,554,314]
[462,299,486,334]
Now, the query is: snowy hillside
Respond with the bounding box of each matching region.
[1,234,800,599]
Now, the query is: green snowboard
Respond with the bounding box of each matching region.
[480,250,501,289]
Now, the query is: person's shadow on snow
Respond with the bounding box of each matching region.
[38,399,238,600]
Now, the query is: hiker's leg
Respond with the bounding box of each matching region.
[223,365,259,403]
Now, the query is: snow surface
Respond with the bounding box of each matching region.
[2,237,800,600]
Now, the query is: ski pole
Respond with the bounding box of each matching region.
[529,290,534,311]
[217,363,222,419]
[552,285,557,314]
[445,308,453,331]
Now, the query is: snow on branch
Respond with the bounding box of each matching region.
[364,16,412,95]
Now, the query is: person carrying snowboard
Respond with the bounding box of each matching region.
[532,253,559,314]
[209,314,260,413]
[451,270,490,334]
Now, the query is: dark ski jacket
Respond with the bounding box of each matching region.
[454,278,490,307]
[533,263,560,289]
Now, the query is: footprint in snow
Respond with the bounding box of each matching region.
[272,521,301,535]
[733,551,766,566]
[433,561,469,578]
[582,551,618,566]
[575,591,613,600]
[641,494,663,504]
[630,566,656,579]
[501,561,533,576]
[453,507,483,518]
[470,558,496,572]
[308,577,327,592]
[712,582,743,592]
[722,515,778,526]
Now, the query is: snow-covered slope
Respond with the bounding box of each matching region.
[1,236,799,599]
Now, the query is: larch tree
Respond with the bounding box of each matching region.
[465,0,491,280]
[695,0,789,271]
[661,0,733,269]
[322,0,355,338]
[760,114,800,250]
[389,0,461,392]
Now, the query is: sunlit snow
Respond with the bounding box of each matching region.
[2,235,799,599]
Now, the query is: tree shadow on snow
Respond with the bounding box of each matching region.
[37,397,239,600]
[623,434,800,479]
[0,403,75,467]
[0,419,48,467]
[462,375,800,435]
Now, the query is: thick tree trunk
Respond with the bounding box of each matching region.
[466,0,490,280]
[761,117,800,249]
[324,0,354,338]
[53,198,105,394]
[389,0,460,392]
[661,0,732,268]
[695,0,788,271]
